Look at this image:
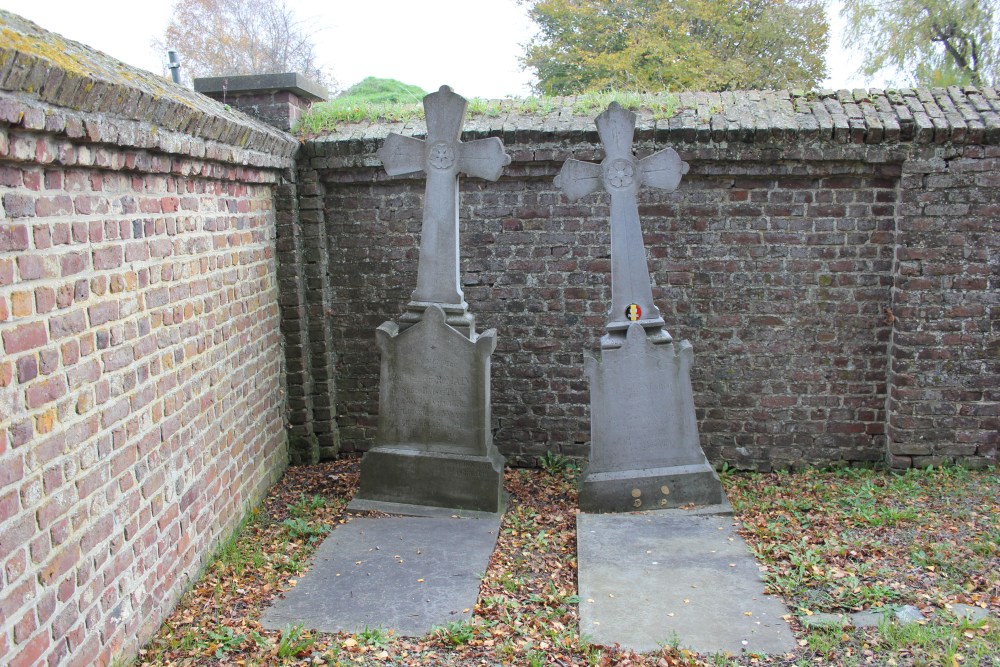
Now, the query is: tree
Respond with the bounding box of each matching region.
[156,0,333,87]
[519,0,829,95]
[842,0,999,87]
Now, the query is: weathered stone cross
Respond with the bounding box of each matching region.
[555,102,688,348]
[377,85,510,335]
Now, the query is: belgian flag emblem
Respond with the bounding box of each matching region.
[625,303,642,321]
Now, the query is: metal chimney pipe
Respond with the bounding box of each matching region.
[167,49,181,84]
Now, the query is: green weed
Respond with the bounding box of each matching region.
[570,90,679,119]
[526,648,547,667]
[355,625,389,648]
[539,450,578,477]
[288,494,327,517]
[433,620,476,646]
[275,624,315,659]
[280,517,329,542]
[296,90,679,135]
[204,625,245,658]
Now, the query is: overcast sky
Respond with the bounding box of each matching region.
[1,0,885,99]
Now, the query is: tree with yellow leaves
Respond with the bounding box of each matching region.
[520,0,829,94]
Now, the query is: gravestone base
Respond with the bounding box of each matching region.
[580,462,726,513]
[349,305,505,516]
[580,323,725,514]
[349,445,506,516]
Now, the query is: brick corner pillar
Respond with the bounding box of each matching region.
[194,72,327,131]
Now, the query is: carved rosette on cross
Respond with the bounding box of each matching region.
[377,85,511,339]
[555,101,689,348]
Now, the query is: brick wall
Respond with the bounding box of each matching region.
[0,11,296,666]
[296,88,998,471]
[888,143,999,468]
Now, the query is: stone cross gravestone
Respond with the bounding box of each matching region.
[377,85,510,339]
[348,86,509,516]
[556,102,724,513]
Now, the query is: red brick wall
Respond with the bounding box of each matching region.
[0,14,297,664]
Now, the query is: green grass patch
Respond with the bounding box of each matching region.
[295,89,681,135]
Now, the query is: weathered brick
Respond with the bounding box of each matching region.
[1,194,35,219]
[92,246,123,270]
[3,321,48,354]
[34,286,55,313]
[87,301,118,326]
[59,252,88,276]
[25,375,68,409]
[49,309,86,340]
[34,195,73,217]
[16,355,38,383]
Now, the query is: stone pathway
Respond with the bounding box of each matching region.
[262,515,500,636]
[577,510,796,655]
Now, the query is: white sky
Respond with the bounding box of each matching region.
[1,0,887,99]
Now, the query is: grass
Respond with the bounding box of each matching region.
[295,90,682,136]
[135,460,999,666]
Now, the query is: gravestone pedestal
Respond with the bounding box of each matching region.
[350,306,505,515]
[580,324,723,512]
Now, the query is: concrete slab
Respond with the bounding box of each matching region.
[262,515,501,637]
[577,512,795,655]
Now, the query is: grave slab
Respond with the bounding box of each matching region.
[577,512,795,655]
[262,515,501,637]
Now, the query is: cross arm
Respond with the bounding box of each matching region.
[377,133,426,176]
[554,159,603,202]
[639,147,689,192]
[457,137,511,181]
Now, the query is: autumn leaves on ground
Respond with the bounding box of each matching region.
[138,460,999,667]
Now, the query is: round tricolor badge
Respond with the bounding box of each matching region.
[625,304,642,321]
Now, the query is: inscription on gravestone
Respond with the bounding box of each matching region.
[555,102,725,513]
[348,86,509,516]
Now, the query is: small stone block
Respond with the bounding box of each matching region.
[850,609,891,628]
[893,605,925,625]
[800,612,850,628]
[951,603,990,622]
